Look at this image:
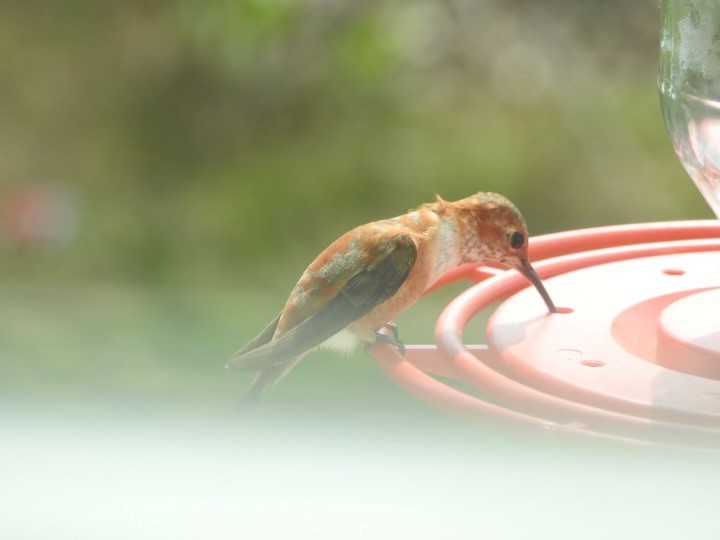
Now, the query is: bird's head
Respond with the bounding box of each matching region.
[435,192,557,313]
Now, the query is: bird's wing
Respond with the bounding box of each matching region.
[232,314,281,357]
[226,233,417,370]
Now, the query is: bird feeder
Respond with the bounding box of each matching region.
[372,1,720,450]
[371,221,720,450]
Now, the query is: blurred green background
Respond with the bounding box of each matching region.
[0,0,713,415]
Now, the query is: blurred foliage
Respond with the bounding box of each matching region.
[0,0,711,292]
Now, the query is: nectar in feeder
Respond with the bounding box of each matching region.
[660,0,720,217]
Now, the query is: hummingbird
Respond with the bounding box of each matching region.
[228,192,556,404]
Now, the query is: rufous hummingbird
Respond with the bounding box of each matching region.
[228,192,556,404]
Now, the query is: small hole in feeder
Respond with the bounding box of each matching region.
[662,268,685,276]
[581,360,605,368]
[555,307,574,314]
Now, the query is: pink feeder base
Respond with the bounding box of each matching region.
[371,220,720,450]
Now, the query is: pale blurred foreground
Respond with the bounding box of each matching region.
[2,400,719,540]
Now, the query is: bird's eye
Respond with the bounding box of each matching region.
[509,231,525,249]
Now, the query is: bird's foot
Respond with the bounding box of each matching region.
[372,327,406,356]
[383,322,399,340]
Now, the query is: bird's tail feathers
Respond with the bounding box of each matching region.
[240,357,302,408]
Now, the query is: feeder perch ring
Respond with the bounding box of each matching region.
[371,220,720,451]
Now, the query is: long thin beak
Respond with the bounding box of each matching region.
[517,257,557,313]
